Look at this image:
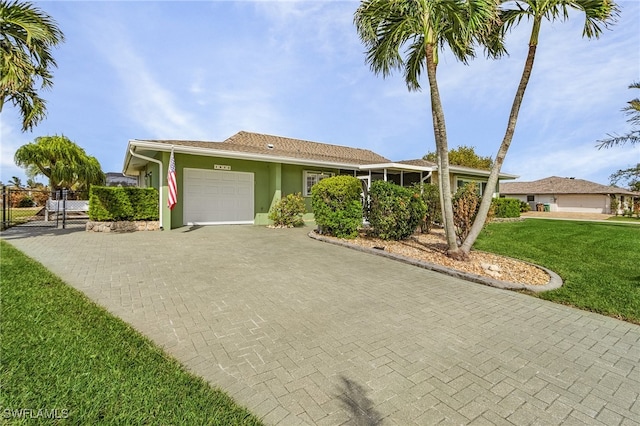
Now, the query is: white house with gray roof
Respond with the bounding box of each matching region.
[500,176,639,214]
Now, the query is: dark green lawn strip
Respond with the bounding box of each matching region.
[475,220,640,324]
[0,241,263,425]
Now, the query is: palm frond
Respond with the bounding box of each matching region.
[0,0,64,130]
[596,130,640,149]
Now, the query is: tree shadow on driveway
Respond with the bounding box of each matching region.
[337,376,384,426]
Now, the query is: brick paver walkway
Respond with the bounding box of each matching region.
[2,225,639,425]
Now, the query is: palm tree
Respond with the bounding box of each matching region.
[459,0,619,256]
[14,135,105,190]
[354,0,504,260]
[8,175,22,188]
[0,0,64,131]
[597,81,640,149]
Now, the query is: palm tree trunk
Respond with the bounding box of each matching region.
[459,18,541,255]
[424,44,465,259]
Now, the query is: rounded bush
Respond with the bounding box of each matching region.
[269,193,306,227]
[368,180,426,240]
[311,175,363,239]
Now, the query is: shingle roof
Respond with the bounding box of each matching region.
[500,176,637,196]
[143,131,390,166]
[396,159,438,167]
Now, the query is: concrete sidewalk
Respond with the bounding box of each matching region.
[2,225,639,425]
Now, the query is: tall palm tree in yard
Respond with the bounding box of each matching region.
[458,0,619,256]
[597,81,640,149]
[354,0,504,260]
[0,0,64,131]
[14,135,105,190]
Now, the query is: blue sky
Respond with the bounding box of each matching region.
[1,0,639,186]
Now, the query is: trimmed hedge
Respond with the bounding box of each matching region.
[89,186,159,221]
[492,197,521,218]
[368,180,426,240]
[311,175,363,239]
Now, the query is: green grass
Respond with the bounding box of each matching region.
[475,220,640,324]
[7,207,42,224]
[0,241,263,425]
[607,215,640,223]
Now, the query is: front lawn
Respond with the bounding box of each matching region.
[475,220,640,324]
[0,241,262,425]
[607,215,640,223]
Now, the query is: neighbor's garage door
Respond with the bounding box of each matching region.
[556,194,606,213]
[183,168,254,225]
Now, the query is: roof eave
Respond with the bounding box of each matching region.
[125,139,363,171]
[358,162,436,172]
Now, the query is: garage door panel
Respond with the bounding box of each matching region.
[183,169,254,225]
[557,194,607,213]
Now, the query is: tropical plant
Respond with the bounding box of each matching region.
[354,0,504,260]
[597,82,640,149]
[458,0,619,257]
[7,175,22,188]
[14,135,105,190]
[268,193,306,228]
[424,145,493,170]
[610,163,640,192]
[25,177,43,188]
[0,0,64,131]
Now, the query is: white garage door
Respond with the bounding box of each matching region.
[556,194,607,213]
[183,168,254,225]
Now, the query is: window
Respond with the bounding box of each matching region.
[303,171,334,196]
[527,195,535,202]
[456,179,488,196]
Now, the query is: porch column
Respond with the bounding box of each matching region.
[269,163,282,212]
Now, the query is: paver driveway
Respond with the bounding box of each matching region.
[2,225,639,425]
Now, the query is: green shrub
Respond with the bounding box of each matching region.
[269,193,306,227]
[311,175,363,239]
[17,196,34,208]
[89,187,159,221]
[412,183,440,233]
[368,180,426,241]
[519,201,531,213]
[491,198,521,218]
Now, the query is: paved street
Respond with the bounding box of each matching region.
[2,225,639,425]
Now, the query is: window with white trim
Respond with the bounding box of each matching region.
[303,171,334,196]
[456,178,488,196]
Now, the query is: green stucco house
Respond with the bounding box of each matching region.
[122,131,517,230]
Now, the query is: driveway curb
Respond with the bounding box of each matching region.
[308,231,563,293]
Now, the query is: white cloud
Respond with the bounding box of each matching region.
[84,12,208,140]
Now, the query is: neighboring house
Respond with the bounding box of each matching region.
[122,131,518,229]
[500,176,639,214]
[105,172,138,187]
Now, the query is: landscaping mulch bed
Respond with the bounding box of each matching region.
[322,228,550,286]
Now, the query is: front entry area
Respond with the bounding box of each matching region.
[183,168,254,225]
